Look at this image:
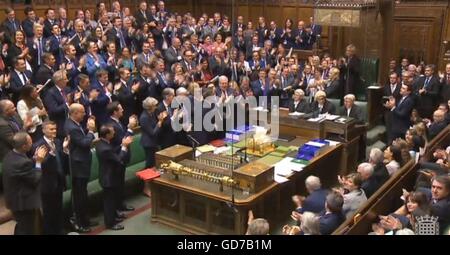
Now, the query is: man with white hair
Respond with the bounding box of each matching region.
[357,162,380,198]
[368,148,390,186]
[292,175,328,214]
[338,94,364,123]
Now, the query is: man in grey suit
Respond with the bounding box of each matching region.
[0,100,32,160]
[2,132,48,235]
[164,38,182,71]
[136,41,153,70]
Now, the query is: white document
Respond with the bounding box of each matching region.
[274,175,289,184]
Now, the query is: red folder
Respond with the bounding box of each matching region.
[210,139,225,147]
[136,168,160,181]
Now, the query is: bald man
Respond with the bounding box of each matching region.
[64,103,96,233]
[428,109,447,140]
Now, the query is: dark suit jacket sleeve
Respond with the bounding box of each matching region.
[392,98,413,118]
[68,127,95,148]
[99,144,128,166]
[0,123,15,148]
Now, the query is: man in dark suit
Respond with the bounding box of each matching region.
[114,68,139,126]
[430,176,450,234]
[43,8,57,39]
[384,75,415,143]
[318,191,345,235]
[157,88,177,149]
[384,72,402,102]
[27,23,48,71]
[180,49,197,75]
[135,1,151,29]
[48,24,65,68]
[33,53,56,98]
[293,176,328,214]
[70,20,87,59]
[383,72,401,140]
[427,109,447,140]
[357,163,380,198]
[268,21,283,47]
[9,57,33,104]
[1,8,21,43]
[107,17,129,53]
[64,103,96,233]
[106,102,138,213]
[232,16,246,35]
[279,66,295,107]
[0,100,32,160]
[2,132,47,235]
[91,69,113,127]
[32,121,67,235]
[251,69,271,108]
[62,44,85,90]
[413,65,441,119]
[96,125,132,230]
[338,94,364,123]
[43,70,70,139]
[22,7,38,38]
[70,74,96,129]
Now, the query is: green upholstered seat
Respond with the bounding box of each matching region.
[354,101,368,124]
[328,98,341,111]
[358,58,379,101]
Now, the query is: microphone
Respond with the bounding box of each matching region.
[186,133,200,146]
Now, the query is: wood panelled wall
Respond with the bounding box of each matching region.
[1,0,449,82]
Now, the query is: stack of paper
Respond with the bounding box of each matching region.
[275,175,289,184]
[197,144,215,153]
[325,114,340,121]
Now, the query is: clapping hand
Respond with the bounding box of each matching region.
[131,81,140,93]
[0,73,10,87]
[63,136,70,151]
[127,115,138,129]
[121,136,133,147]
[158,111,168,121]
[34,145,48,163]
[89,89,99,101]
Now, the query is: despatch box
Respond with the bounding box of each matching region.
[155,144,193,169]
[234,162,274,193]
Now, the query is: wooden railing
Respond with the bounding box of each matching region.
[333,124,450,235]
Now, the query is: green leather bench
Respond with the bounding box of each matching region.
[62,133,147,210]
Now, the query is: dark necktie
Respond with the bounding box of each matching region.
[21,72,28,85]
[11,20,17,32]
[118,30,126,48]
[424,77,430,89]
